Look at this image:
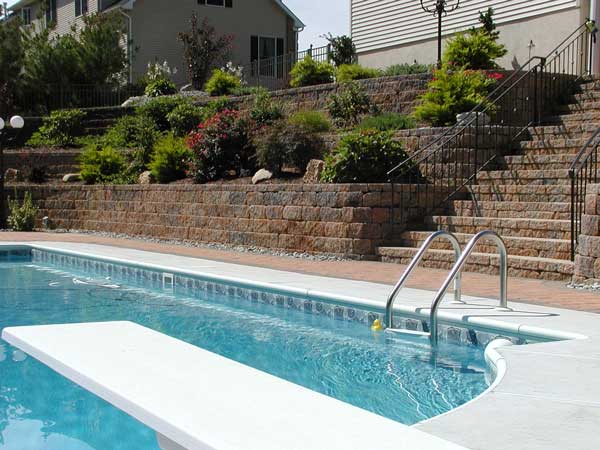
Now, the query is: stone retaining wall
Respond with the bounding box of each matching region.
[196,74,432,115]
[4,148,82,178]
[6,183,451,259]
[574,184,600,282]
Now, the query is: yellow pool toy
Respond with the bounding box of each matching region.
[371,319,384,331]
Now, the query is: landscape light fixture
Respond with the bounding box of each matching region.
[420,0,461,67]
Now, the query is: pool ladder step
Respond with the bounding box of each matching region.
[385,230,511,348]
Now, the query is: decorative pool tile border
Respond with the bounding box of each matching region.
[30,249,528,348]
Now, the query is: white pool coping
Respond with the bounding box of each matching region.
[2,241,600,450]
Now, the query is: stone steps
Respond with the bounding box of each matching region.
[425,215,571,240]
[377,246,573,281]
[544,111,600,125]
[497,154,580,171]
[476,169,571,185]
[399,230,571,260]
[527,123,596,140]
[450,200,571,220]
[468,184,572,203]
[518,138,585,155]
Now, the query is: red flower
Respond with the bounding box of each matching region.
[487,72,504,81]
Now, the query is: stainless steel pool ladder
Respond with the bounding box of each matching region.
[429,230,509,348]
[384,230,463,330]
[385,230,510,349]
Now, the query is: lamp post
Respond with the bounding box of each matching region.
[0,115,25,229]
[420,0,461,68]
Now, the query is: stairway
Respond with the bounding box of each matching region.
[377,81,600,281]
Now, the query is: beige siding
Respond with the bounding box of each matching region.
[352,0,579,53]
[130,0,290,85]
[53,0,100,35]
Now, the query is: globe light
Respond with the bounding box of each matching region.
[10,116,24,129]
[0,118,4,130]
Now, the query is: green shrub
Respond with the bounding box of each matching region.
[137,96,188,131]
[357,113,416,131]
[7,192,38,232]
[187,109,254,182]
[27,109,86,147]
[145,78,178,97]
[414,66,497,126]
[324,34,356,67]
[321,130,410,183]
[167,103,204,136]
[149,135,191,183]
[249,89,283,125]
[204,69,241,96]
[443,8,507,70]
[289,56,335,88]
[336,64,381,83]
[80,144,129,184]
[254,122,322,174]
[287,110,331,133]
[103,114,160,167]
[327,81,375,128]
[384,62,433,76]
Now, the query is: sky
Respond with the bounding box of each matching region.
[3,0,350,50]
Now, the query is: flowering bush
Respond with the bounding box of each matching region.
[144,61,178,97]
[187,109,254,182]
[146,60,178,82]
[221,61,245,83]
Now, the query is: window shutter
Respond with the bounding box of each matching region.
[83,0,88,15]
[75,0,81,17]
[197,0,206,5]
[225,0,233,7]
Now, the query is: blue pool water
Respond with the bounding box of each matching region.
[0,252,489,449]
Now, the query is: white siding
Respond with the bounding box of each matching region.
[351,0,579,53]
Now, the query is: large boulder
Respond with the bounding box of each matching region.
[303,159,325,183]
[138,171,155,185]
[4,169,23,183]
[252,169,273,185]
[62,173,82,183]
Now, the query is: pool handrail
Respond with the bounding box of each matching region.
[429,230,509,348]
[384,230,462,330]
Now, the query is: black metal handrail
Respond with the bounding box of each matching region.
[388,22,596,233]
[569,126,600,260]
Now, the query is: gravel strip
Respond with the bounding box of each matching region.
[7,229,348,262]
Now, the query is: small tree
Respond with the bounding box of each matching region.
[178,15,233,89]
[76,12,128,85]
[0,18,25,116]
[324,34,356,67]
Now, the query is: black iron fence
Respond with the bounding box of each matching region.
[569,127,600,260]
[245,44,331,91]
[387,22,596,234]
[14,83,143,116]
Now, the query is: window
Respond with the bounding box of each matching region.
[75,0,89,17]
[45,0,57,25]
[21,8,32,25]
[251,36,285,78]
[197,0,233,7]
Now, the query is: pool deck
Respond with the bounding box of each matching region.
[1,234,600,450]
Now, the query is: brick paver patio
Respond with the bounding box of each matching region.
[2,232,599,313]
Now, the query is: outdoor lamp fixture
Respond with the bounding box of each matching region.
[0,115,25,229]
[420,0,461,68]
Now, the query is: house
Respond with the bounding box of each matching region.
[9,0,305,85]
[351,0,599,70]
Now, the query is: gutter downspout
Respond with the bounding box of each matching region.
[118,8,133,84]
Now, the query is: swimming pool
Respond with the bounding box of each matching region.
[0,248,491,449]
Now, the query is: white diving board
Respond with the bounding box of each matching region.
[2,321,468,450]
